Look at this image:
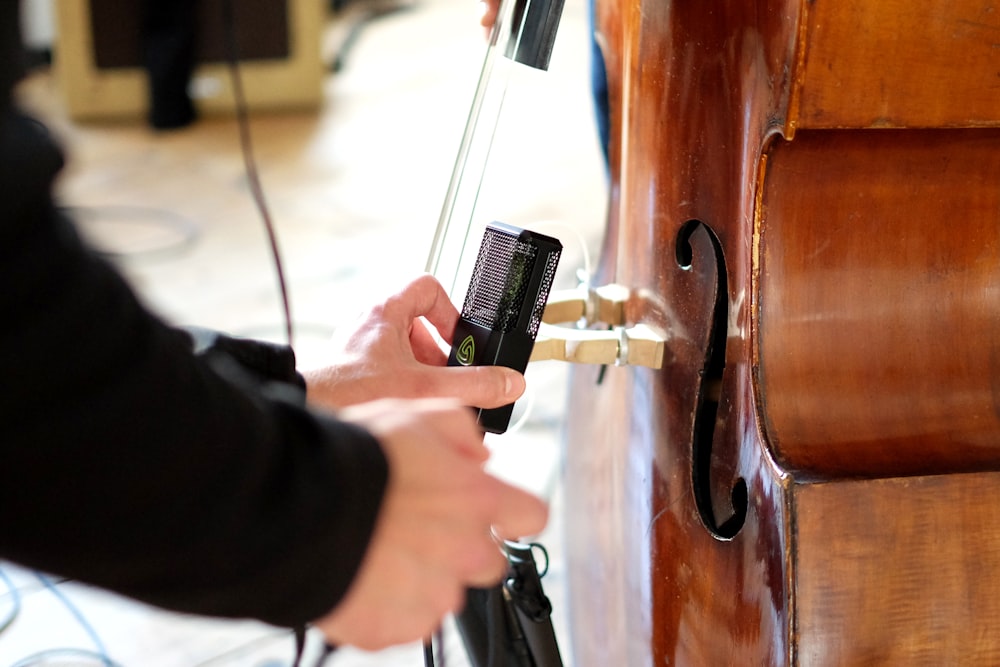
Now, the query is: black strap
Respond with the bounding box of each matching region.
[291,625,308,667]
[290,626,337,667]
[424,637,435,667]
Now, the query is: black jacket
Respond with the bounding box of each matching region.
[0,1,387,629]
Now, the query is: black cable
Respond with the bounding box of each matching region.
[290,625,308,667]
[423,625,449,667]
[313,642,337,666]
[219,0,295,347]
[438,627,447,667]
[423,636,435,667]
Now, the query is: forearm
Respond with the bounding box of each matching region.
[0,109,388,627]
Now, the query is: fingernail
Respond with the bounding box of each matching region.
[505,371,525,398]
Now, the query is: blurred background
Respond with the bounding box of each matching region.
[3,0,606,665]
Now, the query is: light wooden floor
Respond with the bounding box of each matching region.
[2,0,607,665]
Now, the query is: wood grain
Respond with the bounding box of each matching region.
[565,0,1000,664]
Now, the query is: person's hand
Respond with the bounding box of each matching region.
[312,398,548,650]
[479,0,500,33]
[302,273,525,411]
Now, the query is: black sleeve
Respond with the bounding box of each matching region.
[0,105,389,628]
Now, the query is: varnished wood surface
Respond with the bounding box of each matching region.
[792,0,1000,130]
[794,472,1000,665]
[565,0,801,664]
[564,0,1000,664]
[759,129,1000,479]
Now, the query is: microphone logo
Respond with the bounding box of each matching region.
[456,335,476,365]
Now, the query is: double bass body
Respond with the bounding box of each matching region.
[563,1,1000,664]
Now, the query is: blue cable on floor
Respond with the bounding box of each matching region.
[0,567,22,636]
[2,570,125,667]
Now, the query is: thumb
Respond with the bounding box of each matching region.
[490,480,549,540]
[433,366,525,409]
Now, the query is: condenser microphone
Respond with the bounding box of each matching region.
[448,222,562,434]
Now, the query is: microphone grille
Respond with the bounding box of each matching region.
[460,224,561,335]
[528,249,560,337]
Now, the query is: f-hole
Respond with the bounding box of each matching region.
[676,220,747,540]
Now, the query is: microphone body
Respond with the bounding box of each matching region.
[447,222,562,434]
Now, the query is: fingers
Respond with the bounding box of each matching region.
[420,365,526,409]
[314,545,468,650]
[417,398,492,463]
[393,276,527,407]
[343,397,490,463]
[346,397,547,541]
[490,478,549,541]
[397,508,509,588]
[349,361,524,410]
[479,0,499,30]
[316,397,551,651]
[319,270,532,434]
[409,317,448,366]
[384,274,460,343]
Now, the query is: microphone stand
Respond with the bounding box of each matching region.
[431,539,563,667]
